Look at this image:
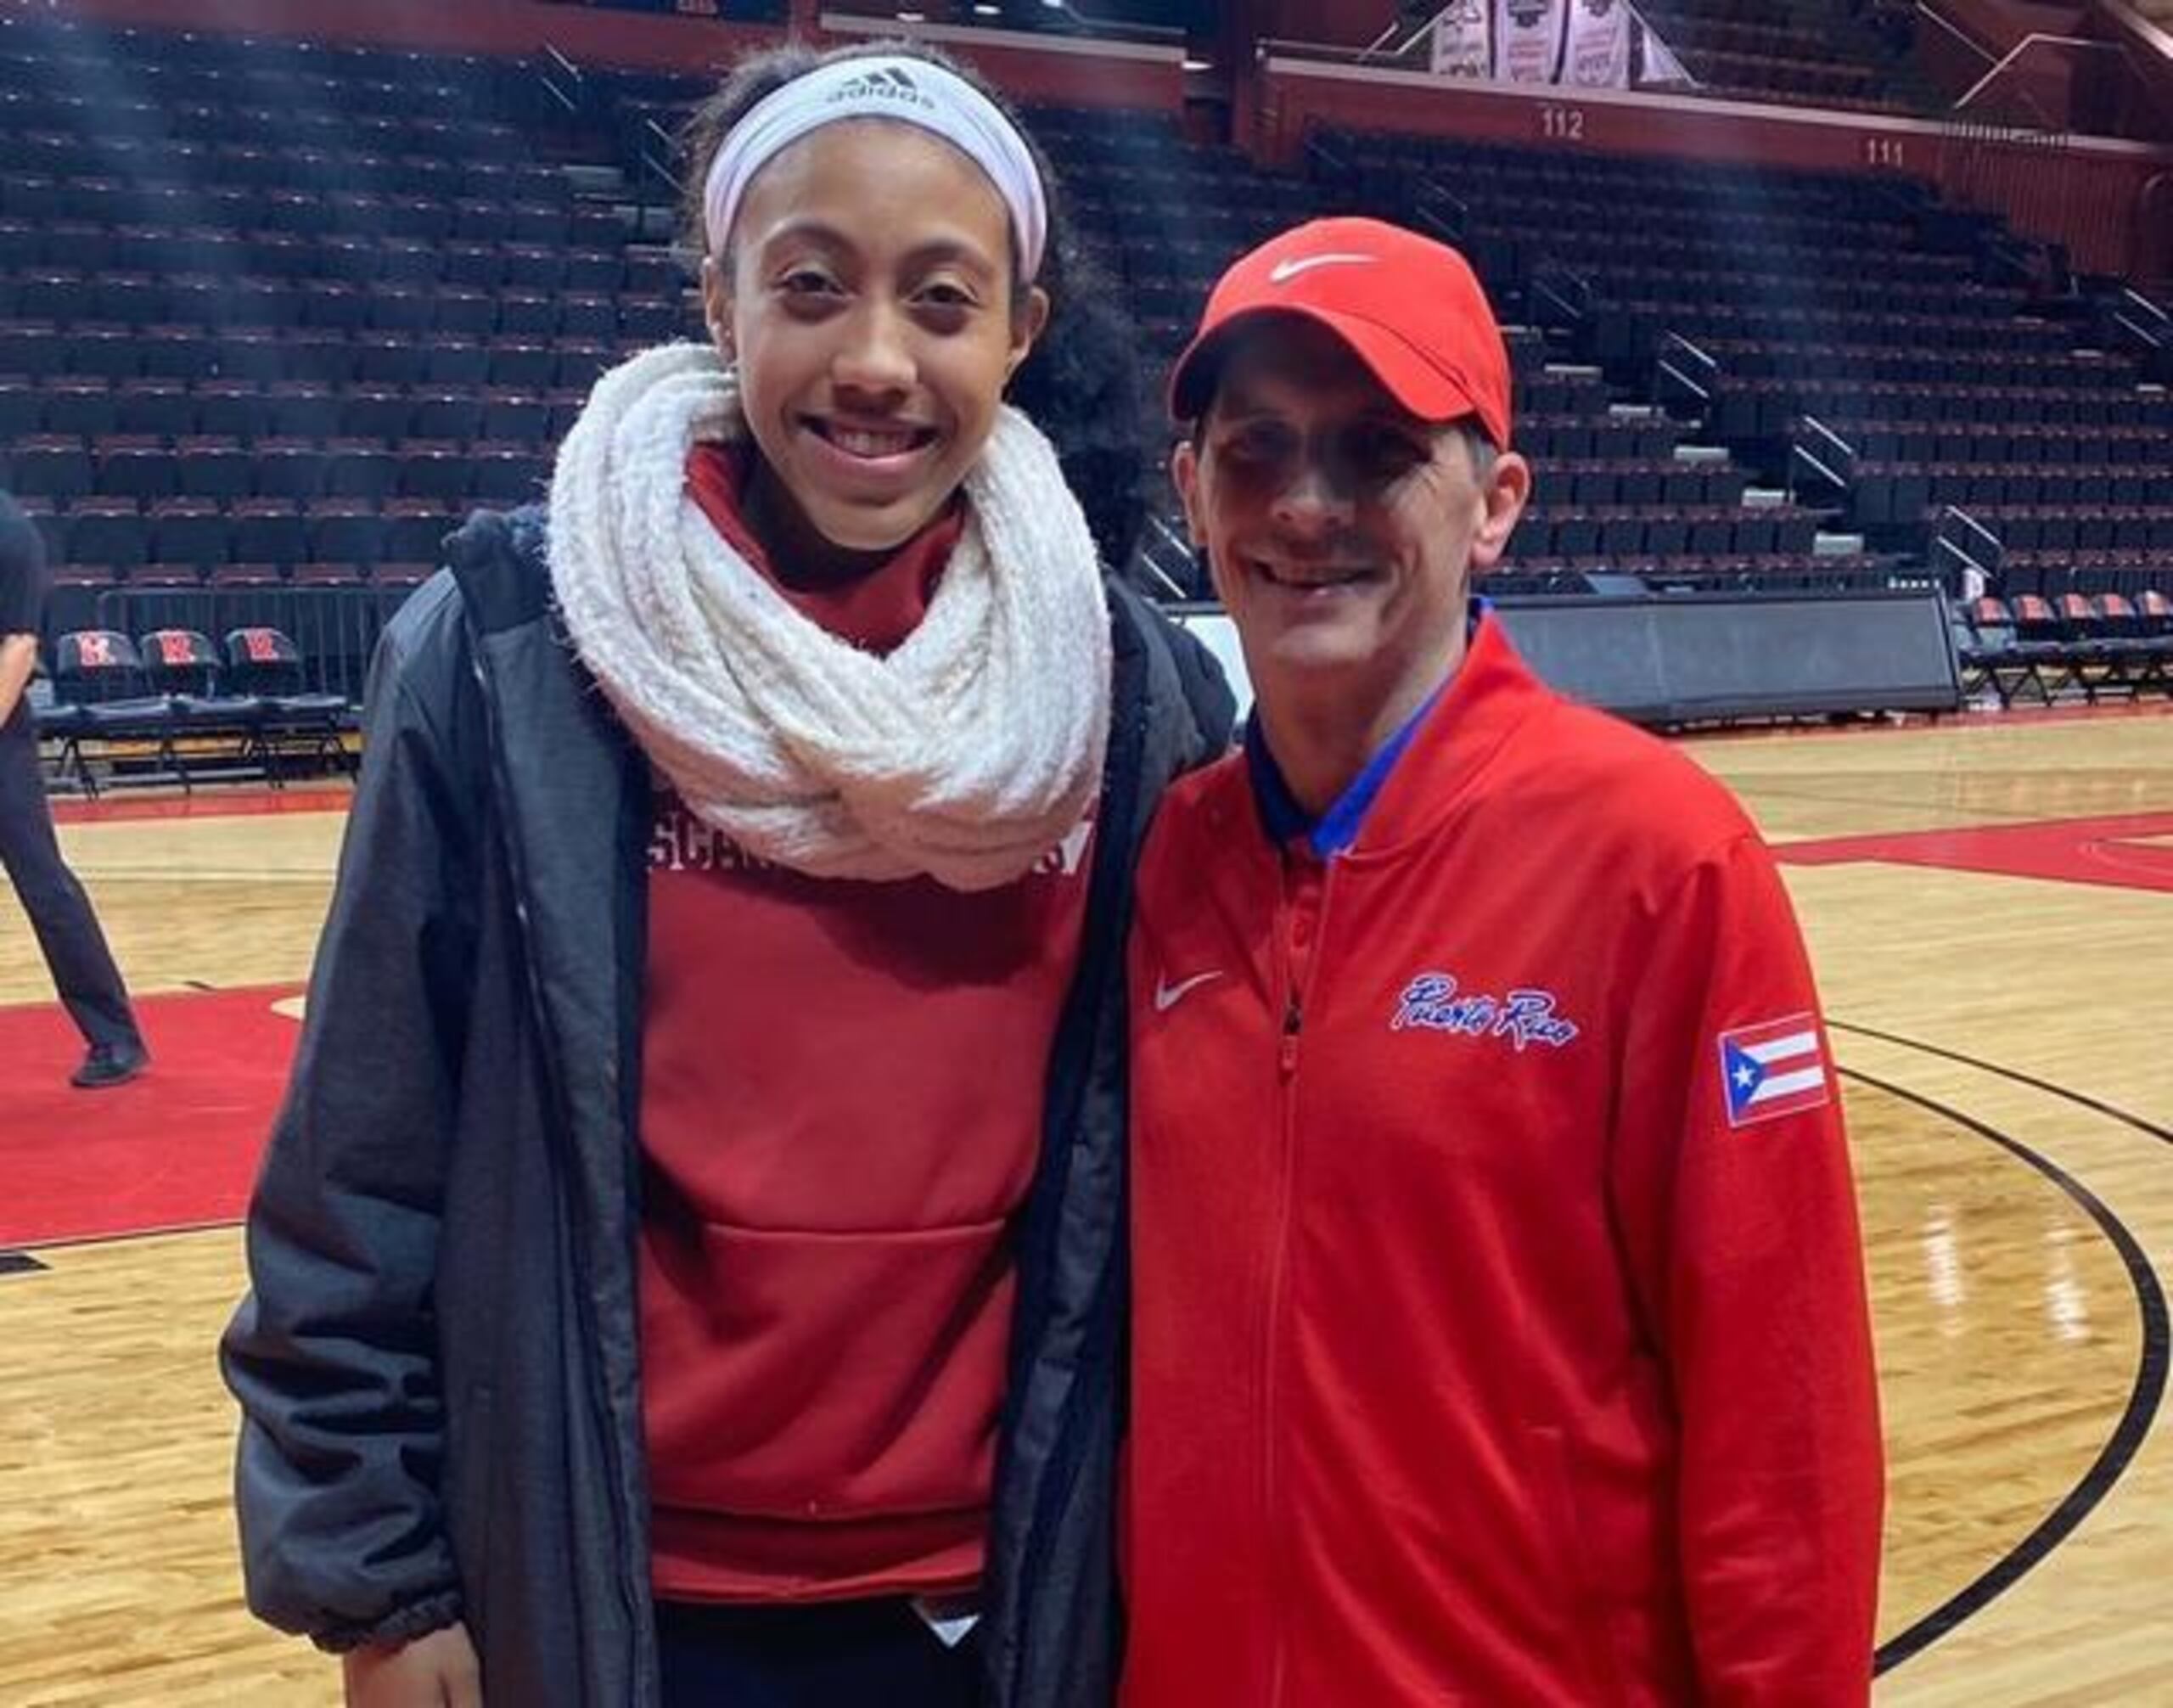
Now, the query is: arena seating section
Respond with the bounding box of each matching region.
[2,12,2169,733]
[0,17,677,710]
[1634,0,1935,114]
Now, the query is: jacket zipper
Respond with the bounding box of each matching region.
[1005,604,1151,1704]
[1261,851,1328,1708]
[462,616,649,1703]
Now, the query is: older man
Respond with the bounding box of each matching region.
[1123,219,1882,1706]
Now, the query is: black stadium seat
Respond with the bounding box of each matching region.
[51,627,177,789]
[139,624,261,782]
[222,623,354,779]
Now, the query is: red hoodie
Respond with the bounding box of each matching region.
[638,445,1093,1603]
[1124,615,1883,1705]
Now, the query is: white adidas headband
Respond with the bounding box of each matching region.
[702,56,1048,280]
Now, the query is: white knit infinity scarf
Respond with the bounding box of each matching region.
[548,343,1111,891]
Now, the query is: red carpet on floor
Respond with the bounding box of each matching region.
[0,984,302,1248]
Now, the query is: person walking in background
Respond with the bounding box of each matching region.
[0,490,148,1090]
[1123,217,1884,1706]
[222,40,1228,1708]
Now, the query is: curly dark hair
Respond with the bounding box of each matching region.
[677,39,1147,571]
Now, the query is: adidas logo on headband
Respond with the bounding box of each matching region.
[826,67,935,110]
[702,55,1049,278]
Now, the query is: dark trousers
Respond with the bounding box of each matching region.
[656,1599,982,1708]
[0,724,138,1051]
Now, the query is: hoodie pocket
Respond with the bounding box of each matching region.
[643,1215,1017,1522]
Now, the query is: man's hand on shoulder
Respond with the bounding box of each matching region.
[343,1621,481,1708]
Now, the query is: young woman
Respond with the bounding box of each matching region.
[222,42,1231,1708]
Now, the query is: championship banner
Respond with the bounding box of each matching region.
[1429,0,1494,79]
[1494,0,1567,83]
[1565,0,1631,88]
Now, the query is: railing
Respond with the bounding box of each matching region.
[537,43,586,121]
[1303,132,1356,184]
[1255,35,1388,67]
[1912,0,2001,65]
[1355,3,1452,64]
[640,116,685,201]
[1136,514,1199,604]
[1530,263,1592,330]
[1931,504,2003,594]
[1911,5,2101,133]
[1656,331,1719,409]
[2112,284,2169,351]
[1910,0,2040,122]
[1953,34,2124,119]
[536,40,682,247]
[1001,0,1184,45]
[1788,413,1859,497]
[1414,180,1473,243]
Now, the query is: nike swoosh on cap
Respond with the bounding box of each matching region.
[1267,253,1376,284]
[1153,969,1224,1014]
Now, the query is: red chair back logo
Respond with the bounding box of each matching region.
[241,629,281,663]
[78,633,115,667]
[159,632,196,666]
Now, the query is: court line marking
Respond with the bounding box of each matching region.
[1687,702,2173,748]
[1833,1020,2173,1149]
[2,1217,245,1257]
[48,789,353,826]
[1835,1051,2170,1675]
[1755,784,2085,829]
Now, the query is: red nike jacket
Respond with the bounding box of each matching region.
[1124,616,1884,1707]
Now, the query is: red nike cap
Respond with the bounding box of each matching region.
[1168,216,1513,449]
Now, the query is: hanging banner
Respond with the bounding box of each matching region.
[1494,0,1567,83]
[1429,0,1494,79]
[1565,0,1631,88]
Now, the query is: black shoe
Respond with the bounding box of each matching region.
[71,1042,149,1090]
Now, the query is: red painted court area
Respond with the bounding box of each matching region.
[0,984,300,1248]
[1778,812,2173,894]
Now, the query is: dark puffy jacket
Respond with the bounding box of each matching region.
[221,505,1232,1706]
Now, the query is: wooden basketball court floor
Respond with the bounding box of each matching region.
[2,708,2170,1705]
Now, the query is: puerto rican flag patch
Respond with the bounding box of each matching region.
[1718,1014,1832,1128]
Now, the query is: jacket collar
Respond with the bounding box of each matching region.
[1246,674,1447,858]
[1345,611,1546,859]
[1239,609,1547,865]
